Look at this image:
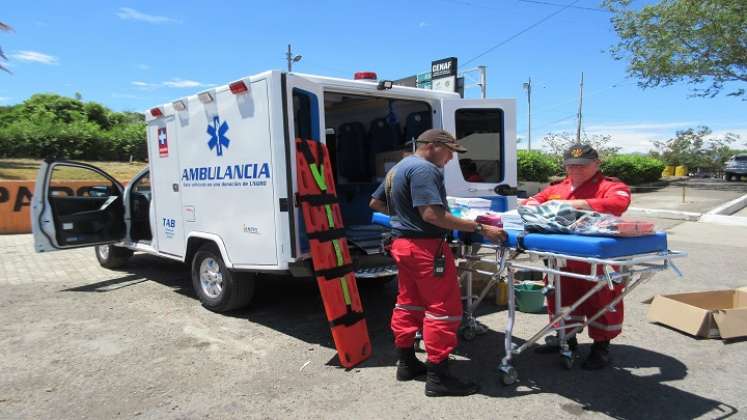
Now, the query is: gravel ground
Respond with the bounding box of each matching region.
[1,221,746,419]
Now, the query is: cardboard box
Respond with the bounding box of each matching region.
[647,287,747,339]
[375,150,410,178]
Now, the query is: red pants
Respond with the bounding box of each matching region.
[390,238,462,363]
[546,261,624,341]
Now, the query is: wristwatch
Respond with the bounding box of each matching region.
[474,223,484,234]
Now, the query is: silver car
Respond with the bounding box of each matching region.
[725,154,747,181]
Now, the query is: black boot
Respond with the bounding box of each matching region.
[582,340,611,370]
[396,347,427,381]
[425,359,479,397]
[534,336,578,354]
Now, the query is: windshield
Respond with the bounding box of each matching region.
[733,155,747,162]
[455,108,504,183]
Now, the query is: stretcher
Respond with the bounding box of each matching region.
[371,213,686,385]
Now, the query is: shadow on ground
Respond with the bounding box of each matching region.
[457,328,738,419]
[60,253,738,418]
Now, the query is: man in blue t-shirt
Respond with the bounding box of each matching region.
[369,128,505,397]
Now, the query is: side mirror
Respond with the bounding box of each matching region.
[494,184,518,196]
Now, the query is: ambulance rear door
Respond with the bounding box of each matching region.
[440,99,517,204]
[284,73,326,258]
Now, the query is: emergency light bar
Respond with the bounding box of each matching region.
[149,107,164,117]
[229,80,250,94]
[172,100,187,111]
[354,71,377,81]
[198,91,214,104]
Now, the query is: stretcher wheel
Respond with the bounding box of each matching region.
[461,327,477,341]
[562,355,574,370]
[499,366,518,386]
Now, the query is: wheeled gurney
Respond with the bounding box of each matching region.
[372,213,686,385]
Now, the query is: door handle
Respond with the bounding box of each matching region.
[172,183,179,192]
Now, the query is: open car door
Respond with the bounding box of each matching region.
[31,159,126,252]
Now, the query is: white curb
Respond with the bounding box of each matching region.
[698,214,747,227]
[704,193,747,216]
[626,207,702,221]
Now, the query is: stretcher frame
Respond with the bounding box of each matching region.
[455,240,686,385]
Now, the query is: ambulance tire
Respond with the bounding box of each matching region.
[95,244,133,269]
[192,244,255,313]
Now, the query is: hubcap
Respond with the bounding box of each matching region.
[199,257,224,299]
[98,245,110,260]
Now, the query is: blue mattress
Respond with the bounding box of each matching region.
[371,212,668,258]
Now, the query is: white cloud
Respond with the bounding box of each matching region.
[137,64,150,70]
[11,50,58,65]
[117,7,179,24]
[0,96,10,102]
[163,79,205,88]
[418,21,430,28]
[586,122,697,132]
[131,79,214,90]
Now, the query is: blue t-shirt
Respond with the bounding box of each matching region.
[371,155,449,238]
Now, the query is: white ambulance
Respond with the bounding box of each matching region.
[31,70,517,312]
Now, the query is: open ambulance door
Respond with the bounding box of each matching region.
[284,73,326,257]
[440,98,517,204]
[31,160,126,252]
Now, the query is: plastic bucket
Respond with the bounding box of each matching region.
[514,282,546,313]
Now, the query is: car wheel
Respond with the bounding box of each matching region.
[725,173,734,182]
[191,244,255,313]
[95,244,133,269]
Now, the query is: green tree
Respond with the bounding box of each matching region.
[0,21,11,73]
[0,93,146,160]
[605,0,747,98]
[650,126,741,172]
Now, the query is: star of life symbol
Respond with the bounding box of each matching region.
[207,115,230,156]
[158,127,168,157]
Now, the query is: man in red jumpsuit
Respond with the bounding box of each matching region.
[522,144,631,369]
[369,129,506,396]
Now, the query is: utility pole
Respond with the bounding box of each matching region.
[459,66,487,98]
[286,44,302,72]
[576,72,584,143]
[522,77,532,151]
[478,65,487,99]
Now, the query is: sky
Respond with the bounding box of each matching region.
[1,0,745,153]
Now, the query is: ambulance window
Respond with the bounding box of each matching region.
[455,108,503,183]
[48,165,119,198]
[293,89,313,140]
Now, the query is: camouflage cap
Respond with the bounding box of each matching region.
[416,128,467,153]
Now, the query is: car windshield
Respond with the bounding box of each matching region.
[733,155,747,162]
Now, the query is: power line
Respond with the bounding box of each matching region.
[462,0,583,66]
[517,0,608,13]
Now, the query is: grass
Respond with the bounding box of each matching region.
[0,158,148,181]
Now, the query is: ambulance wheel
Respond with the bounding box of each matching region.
[95,244,133,269]
[192,244,255,313]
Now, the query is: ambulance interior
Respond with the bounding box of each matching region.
[293,90,504,259]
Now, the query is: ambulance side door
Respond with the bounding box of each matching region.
[440,99,517,200]
[146,115,185,257]
[31,160,126,252]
